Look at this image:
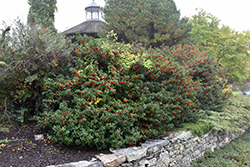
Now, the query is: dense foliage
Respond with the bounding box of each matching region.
[190,9,250,83]
[101,0,193,47]
[37,35,200,150]
[161,45,231,112]
[0,20,72,123]
[27,0,57,29]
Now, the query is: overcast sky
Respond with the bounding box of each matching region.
[0,0,250,32]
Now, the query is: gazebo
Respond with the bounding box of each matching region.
[62,0,105,38]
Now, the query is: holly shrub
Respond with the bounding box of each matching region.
[37,35,200,150]
[161,45,231,112]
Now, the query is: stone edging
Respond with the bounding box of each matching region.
[47,126,248,167]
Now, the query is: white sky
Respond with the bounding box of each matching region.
[0,0,250,32]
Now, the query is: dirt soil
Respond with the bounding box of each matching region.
[0,121,111,167]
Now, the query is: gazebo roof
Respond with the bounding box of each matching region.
[62,19,106,36]
[86,1,99,8]
[62,0,105,36]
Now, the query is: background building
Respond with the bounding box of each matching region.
[62,0,105,39]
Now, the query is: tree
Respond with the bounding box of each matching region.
[190,9,250,83]
[102,0,193,48]
[27,0,57,28]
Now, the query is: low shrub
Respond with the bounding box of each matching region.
[180,95,250,136]
[177,119,212,137]
[37,35,200,149]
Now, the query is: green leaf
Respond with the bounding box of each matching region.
[0,61,6,66]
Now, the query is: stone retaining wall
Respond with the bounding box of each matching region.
[47,126,248,167]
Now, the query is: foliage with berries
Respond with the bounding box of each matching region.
[37,35,200,150]
[161,44,231,112]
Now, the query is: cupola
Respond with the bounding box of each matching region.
[62,0,106,39]
[85,0,101,20]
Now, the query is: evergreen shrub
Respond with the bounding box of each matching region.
[161,45,231,112]
[37,35,200,150]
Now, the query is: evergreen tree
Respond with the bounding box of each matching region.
[27,0,57,28]
[102,0,193,47]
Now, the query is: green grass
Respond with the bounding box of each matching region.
[192,128,250,167]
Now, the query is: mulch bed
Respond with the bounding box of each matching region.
[0,121,111,167]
